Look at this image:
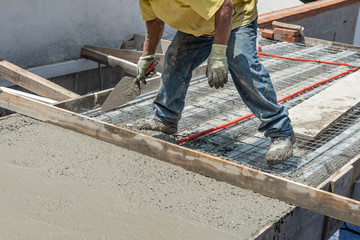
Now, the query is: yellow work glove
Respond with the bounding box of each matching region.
[137,54,156,84]
[206,44,229,89]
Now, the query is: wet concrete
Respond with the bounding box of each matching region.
[102,76,141,112]
[0,115,293,239]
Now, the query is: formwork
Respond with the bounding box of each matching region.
[83,38,360,187]
[1,36,360,239]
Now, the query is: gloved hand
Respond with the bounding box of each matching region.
[137,54,156,84]
[206,44,229,89]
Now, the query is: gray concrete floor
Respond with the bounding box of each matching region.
[0,114,293,240]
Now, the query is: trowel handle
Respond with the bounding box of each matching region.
[145,60,159,74]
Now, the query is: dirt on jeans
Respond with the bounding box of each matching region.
[0,115,293,240]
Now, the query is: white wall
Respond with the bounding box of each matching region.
[0,0,175,69]
[0,0,307,70]
[354,7,360,46]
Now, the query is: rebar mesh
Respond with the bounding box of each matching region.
[86,38,360,186]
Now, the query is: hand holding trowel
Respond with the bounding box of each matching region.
[101,57,158,112]
[80,47,159,112]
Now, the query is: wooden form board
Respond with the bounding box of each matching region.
[83,45,165,67]
[254,155,360,240]
[289,70,360,139]
[321,164,355,240]
[1,88,360,226]
[53,73,163,113]
[54,64,206,113]
[81,47,138,76]
[0,60,79,101]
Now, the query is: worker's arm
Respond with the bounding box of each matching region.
[143,18,165,56]
[207,0,233,89]
[137,18,165,83]
[214,0,233,45]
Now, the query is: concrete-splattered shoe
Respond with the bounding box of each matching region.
[266,133,296,166]
[136,119,178,134]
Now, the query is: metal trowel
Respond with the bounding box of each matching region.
[101,60,158,112]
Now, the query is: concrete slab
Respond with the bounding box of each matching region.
[0,114,293,239]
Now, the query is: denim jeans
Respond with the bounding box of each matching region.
[153,19,293,138]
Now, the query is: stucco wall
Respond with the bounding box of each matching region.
[0,0,175,69]
[0,0,306,70]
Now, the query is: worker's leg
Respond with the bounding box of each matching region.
[153,31,212,125]
[227,19,293,138]
[227,19,295,165]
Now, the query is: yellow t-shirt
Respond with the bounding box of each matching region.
[139,0,258,37]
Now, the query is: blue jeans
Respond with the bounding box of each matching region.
[154,19,293,138]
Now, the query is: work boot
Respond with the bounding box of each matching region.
[136,119,178,134]
[266,133,296,166]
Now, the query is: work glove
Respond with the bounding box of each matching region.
[137,54,156,84]
[206,44,229,89]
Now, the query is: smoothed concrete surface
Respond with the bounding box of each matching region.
[0,115,293,239]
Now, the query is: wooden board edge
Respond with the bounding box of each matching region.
[85,45,166,67]
[304,37,360,52]
[254,154,360,240]
[0,113,19,120]
[54,65,206,113]
[1,90,360,226]
[0,60,79,101]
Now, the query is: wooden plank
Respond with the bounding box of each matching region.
[254,155,360,240]
[0,113,18,121]
[84,46,165,67]
[1,89,360,226]
[0,87,56,104]
[55,74,162,113]
[54,64,207,113]
[1,59,101,88]
[289,70,360,139]
[0,60,79,101]
[321,165,354,240]
[81,47,138,75]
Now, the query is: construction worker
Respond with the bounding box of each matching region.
[136,0,295,166]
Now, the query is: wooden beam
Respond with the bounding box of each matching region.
[81,47,138,76]
[0,87,56,104]
[1,88,360,226]
[55,73,162,113]
[254,155,360,240]
[84,46,165,67]
[321,165,354,240]
[85,46,142,63]
[0,60,79,101]
[289,70,360,139]
[54,64,206,113]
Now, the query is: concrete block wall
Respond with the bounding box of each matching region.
[354,7,360,46]
[0,0,175,69]
[292,3,360,45]
[259,0,360,46]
